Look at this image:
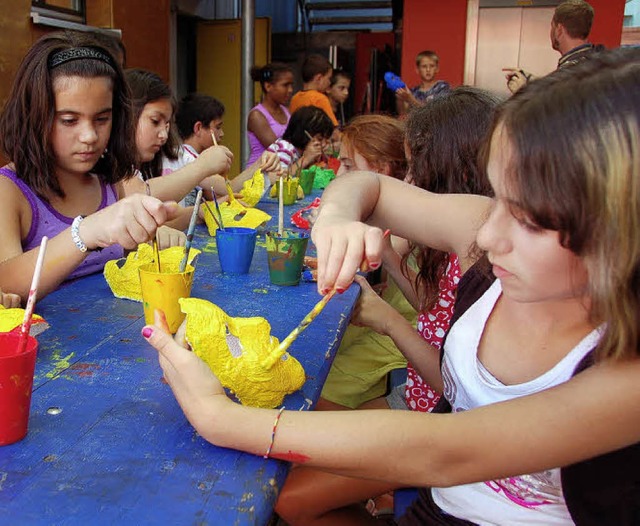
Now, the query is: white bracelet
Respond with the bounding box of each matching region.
[71,215,88,253]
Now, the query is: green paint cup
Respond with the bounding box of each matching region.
[266,230,310,286]
[299,169,315,196]
[282,178,299,205]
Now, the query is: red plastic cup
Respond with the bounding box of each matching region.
[0,332,38,446]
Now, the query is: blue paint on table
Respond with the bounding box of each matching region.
[0,193,358,525]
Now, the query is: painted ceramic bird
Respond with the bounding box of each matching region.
[179,297,306,408]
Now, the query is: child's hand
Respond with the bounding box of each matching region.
[142,310,228,433]
[196,145,234,178]
[395,87,415,106]
[81,194,180,250]
[302,138,324,166]
[155,225,186,249]
[350,275,394,334]
[311,213,386,294]
[0,287,21,308]
[259,151,282,174]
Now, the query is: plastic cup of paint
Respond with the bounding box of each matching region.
[265,229,310,286]
[216,227,257,274]
[139,262,195,333]
[0,332,38,446]
[299,169,315,197]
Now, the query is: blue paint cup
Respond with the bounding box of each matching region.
[216,227,258,274]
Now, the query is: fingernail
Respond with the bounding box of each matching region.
[336,287,345,294]
[142,327,153,338]
[321,288,330,295]
[369,261,380,269]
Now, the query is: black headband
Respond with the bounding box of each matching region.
[48,47,116,70]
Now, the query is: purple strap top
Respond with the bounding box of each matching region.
[0,167,124,281]
[245,103,290,168]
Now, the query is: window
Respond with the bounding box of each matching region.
[31,0,86,24]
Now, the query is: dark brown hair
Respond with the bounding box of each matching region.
[301,54,332,83]
[125,68,179,180]
[404,86,500,310]
[484,47,640,362]
[0,30,135,199]
[250,62,293,91]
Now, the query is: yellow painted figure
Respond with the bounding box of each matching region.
[238,169,266,207]
[203,189,271,235]
[104,244,201,301]
[179,297,306,408]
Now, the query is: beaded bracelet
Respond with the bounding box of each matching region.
[263,407,285,459]
[71,215,88,253]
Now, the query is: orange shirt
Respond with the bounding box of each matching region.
[289,89,338,126]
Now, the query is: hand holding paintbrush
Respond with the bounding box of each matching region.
[273,229,391,355]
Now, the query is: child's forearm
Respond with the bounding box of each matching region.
[382,250,421,311]
[382,310,443,392]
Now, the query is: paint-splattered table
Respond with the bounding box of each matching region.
[0,193,358,525]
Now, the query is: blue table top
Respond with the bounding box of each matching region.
[0,194,358,525]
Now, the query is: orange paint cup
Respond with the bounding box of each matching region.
[139,263,195,333]
[0,332,38,446]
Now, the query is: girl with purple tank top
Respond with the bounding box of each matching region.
[245,63,294,168]
[0,32,177,302]
[0,167,123,281]
[246,103,290,167]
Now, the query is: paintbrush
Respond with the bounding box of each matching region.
[278,175,284,236]
[153,236,161,272]
[272,229,391,355]
[211,130,218,147]
[202,198,223,230]
[210,186,225,230]
[179,189,203,273]
[19,236,48,354]
[273,289,337,356]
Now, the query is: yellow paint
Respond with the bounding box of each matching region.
[238,170,265,207]
[139,263,195,334]
[203,194,271,236]
[44,350,75,379]
[179,298,305,408]
[0,305,47,335]
[104,244,200,302]
[202,242,218,254]
[252,288,268,294]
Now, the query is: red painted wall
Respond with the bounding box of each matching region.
[400,0,625,89]
[588,0,626,49]
[401,0,468,87]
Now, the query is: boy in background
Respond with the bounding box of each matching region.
[289,54,338,127]
[396,50,450,114]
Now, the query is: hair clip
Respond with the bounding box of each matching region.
[262,68,273,82]
[48,47,116,70]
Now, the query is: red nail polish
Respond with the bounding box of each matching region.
[142,327,153,338]
[336,288,345,294]
[369,261,380,269]
[321,288,330,295]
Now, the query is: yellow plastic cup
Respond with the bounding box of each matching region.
[139,263,195,333]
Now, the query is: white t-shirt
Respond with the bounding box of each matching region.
[432,280,601,526]
[161,144,199,207]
